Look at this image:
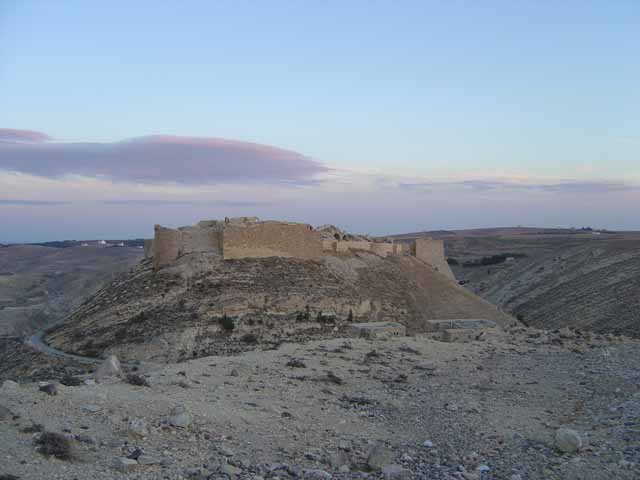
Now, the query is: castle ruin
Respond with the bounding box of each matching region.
[146,217,455,280]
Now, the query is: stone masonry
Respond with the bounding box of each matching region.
[148,217,455,280]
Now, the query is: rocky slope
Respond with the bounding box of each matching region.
[445,235,640,336]
[45,251,515,363]
[1,328,639,480]
[0,245,143,335]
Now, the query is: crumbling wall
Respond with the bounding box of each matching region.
[223,221,322,260]
[153,224,222,269]
[335,241,372,253]
[370,243,395,257]
[143,239,154,258]
[413,238,455,281]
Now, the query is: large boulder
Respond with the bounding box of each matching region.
[94,355,122,381]
[168,405,192,428]
[555,428,582,453]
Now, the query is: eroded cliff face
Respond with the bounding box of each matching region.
[45,251,515,363]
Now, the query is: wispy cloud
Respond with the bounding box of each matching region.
[103,199,271,207]
[398,179,640,194]
[0,132,327,185]
[0,199,70,206]
[0,128,53,143]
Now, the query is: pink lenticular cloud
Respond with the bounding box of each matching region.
[0,132,328,184]
[0,128,53,143]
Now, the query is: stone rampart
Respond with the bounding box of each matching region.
[153,224,223,269]
[335,241,372,253]
[413,238,455,280]
[370,243,395,257]
[222,221,322,260]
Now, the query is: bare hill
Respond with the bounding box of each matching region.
[45,251,515,362]
[430,230,640,336]
[0,245,144,335]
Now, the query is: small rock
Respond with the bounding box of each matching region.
[75,434,96,445]
[328,450,350,469]
[138,454,160,465]
[0,404,13,421]
[220,464,242,476]
[445,402,459,412]
[219,446,235,457]
[422,440,434,448]
[127,418,149,437]
[477,464,490,473]
[113,457,138,472]
[1,380,19,392]
[338,465,350,474]
[381,464,412,479]
[38,383,57,396]
[168,405,192,428]
[367,443,393,471]
[81,404,100,413]
[95,355,122,381]
[230,369,240,377]
[555,428,582,453]
[303,468,332,480]
[127,448,144,460]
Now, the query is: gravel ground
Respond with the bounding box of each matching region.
[1,328,639,479]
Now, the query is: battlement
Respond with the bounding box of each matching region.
[148,217,455,280]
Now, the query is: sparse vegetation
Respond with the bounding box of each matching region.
[219,314,235,331]
[34,431,73,461]
[60,375,83,387]
[126,373,150,387]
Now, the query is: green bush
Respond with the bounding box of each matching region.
[219,315,235,331]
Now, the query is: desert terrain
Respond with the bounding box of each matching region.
[1,224,638,480]
[394,228,640,337]
[0,245,143,336]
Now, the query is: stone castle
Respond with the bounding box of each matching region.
[145,217,455,280]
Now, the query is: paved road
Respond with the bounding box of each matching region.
[26,327,101,365]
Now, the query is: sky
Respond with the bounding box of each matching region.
[1,1,639,242]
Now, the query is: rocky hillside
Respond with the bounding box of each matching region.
[438,232,640,336]
[2,327,639,480]
[45,251,515,363]
[0,245,143,335]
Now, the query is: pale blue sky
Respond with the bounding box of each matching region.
[1,1,639,241]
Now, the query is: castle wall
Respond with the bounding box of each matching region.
[143,239,154,258]
[322,240,338,252]
[413,238,456,281]
[223,221,322,260]
[335,241,372,253]
[153,224,222,269]
[153,226,183,269]
[370,243,395,257]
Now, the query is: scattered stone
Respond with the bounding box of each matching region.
[445,402,459,412]
[60,375,83,387]
[95,355,122,381]
[555,428,582,453]
[81,404,100,413]
[38,382,57,396]
[168,405,192,428]
[0,380,19,392]
[138,455,160,465]
[127,448,143,460]
[127,418,149,437]
[75,434,96,445]
[367,443,393,471]
[218,446,235,457]
[381,464,412,479]
[287,358,307,368]
[422,440,434,448]
[113,457,138,473]
[230,369,240,377]
[328,450,350,469]
[220,464,242,476]
[0,405,13,421]
[302,468,332,480]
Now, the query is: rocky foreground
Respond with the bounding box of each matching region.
[1,328,639,480]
